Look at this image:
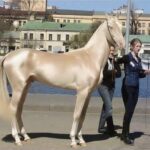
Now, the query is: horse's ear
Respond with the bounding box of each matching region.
[107,19,113,28]
[106,14,114,27]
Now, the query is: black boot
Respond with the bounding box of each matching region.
[120,133,134,145]
[106,116,117,137]
[121,121,134,145]
[98,105,106,133]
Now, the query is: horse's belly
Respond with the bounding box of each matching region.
[35,71,77,90]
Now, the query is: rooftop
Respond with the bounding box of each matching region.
[47,8,94,16]
[21,21,91,32]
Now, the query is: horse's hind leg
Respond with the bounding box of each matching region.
[10,83,27,146]
[17,85,30,142]
[70,89,89,147]
[77,94,91,146]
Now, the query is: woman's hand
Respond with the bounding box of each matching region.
[144,70,150,74]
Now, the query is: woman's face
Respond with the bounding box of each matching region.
[131,42,142,56]
[109,46,115,58]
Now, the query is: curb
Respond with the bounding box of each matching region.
[23,94,150,114]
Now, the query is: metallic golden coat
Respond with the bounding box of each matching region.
[0,16,125,147]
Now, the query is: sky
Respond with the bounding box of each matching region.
[0,0,149,14]
[47,0,150,14]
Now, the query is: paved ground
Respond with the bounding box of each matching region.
[0,94,149,150]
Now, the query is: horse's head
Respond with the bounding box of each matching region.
[106,16,125,50]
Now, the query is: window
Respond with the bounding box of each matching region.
[57,34,61,41]
[66,34,69,41]
[24,33,28,40]
[49,34,53,41]
[65,46,69,52]
[19,21,21,26]
[29,45,33,48]
[144,50,150,54]
[144,44,150,48]
[48,45,52,51]
[142,30,145,34]
[24,45,28,48]
[138,23,141,27]
[40,34,44,40]
[138,30,141,34]
[40,45,43,48]
[29,33,33,40]
[142,23,145,27]
[122,22,125,26]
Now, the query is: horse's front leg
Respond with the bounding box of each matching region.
[70,89,89,148]
[77,130,86,146]
[77,94,91,147]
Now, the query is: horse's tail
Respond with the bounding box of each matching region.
[0,57,12,121]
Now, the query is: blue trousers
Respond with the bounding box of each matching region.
[97,84,114,130]
[122,85,139,134]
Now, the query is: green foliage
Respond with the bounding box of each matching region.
[0,20,12,32]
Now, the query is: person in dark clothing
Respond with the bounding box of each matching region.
[98,45,121,137]
[117,38,150,145]
[121,77,128,108]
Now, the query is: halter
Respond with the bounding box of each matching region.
[106,20,117,46]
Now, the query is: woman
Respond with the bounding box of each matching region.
[117,38,150,145]
[98,45,121,137]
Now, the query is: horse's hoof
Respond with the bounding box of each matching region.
[24,137,31,142]
[79,142,86,147]
[70,143,78,148]
[24,138,30,142]
[15,141,22,146]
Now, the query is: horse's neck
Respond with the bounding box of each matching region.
[85,22,109,54]
[84,22,110,67]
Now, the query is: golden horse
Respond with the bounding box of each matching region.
[0,16,125,147]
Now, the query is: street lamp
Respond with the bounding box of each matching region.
[125,0,131,54]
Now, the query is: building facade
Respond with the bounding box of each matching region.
[20,21,91,53]
[1,3,150,35]
[1,5,150,55]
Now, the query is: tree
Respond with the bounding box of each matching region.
[130,3,143,34]
[21,0,37,19]
[8,0,37,19]
[0,20,12,32]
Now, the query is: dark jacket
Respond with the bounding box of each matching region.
[117,52,145,87]
[102,57,121,89]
